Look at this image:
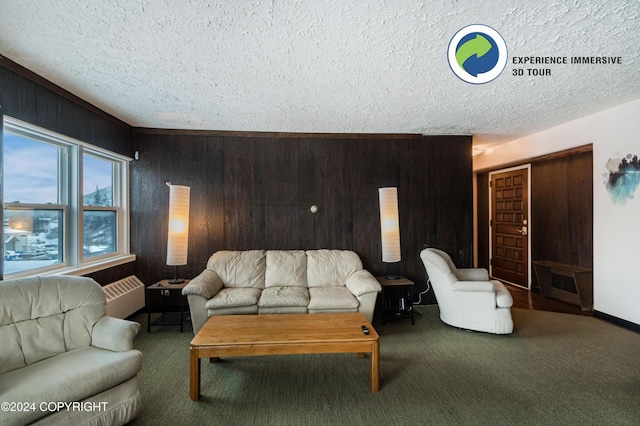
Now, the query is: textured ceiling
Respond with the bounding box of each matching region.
[1,0,639,153]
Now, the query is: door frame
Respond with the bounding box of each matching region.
[488,164,532,289]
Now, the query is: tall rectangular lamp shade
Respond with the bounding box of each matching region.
[379,187,401,263]
[167,184,190,283]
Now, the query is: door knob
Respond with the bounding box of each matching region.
[517,226,528,236]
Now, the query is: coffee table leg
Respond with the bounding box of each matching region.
[190,348,201,400]
[371,341,380,392]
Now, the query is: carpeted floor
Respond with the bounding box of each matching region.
[127,307,640,425]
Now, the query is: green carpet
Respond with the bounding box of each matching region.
[127,307,640,426]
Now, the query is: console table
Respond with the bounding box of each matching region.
[531,261,593,311]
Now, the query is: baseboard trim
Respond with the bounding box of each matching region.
[594,310,640,334]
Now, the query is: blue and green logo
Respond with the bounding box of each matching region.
[448,25,507,84]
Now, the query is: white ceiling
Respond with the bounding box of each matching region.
[1,1,639,153]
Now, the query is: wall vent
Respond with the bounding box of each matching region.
[103,275,146,319]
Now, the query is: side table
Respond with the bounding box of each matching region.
[376,276,415,325]
[146,279,190,332]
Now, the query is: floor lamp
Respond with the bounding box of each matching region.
[166,182,190,284]
[379,187,401,280]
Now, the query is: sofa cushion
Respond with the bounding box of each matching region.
[308,287,359,310]
[207,250,266,288]
[258,306,308,314]
[205,287,262,309]
[259,286,309,308]
[265,250,307,288]
[15,312,67,366]
[306,250,362,287]
[208,306,258,316]
[0,346,142,426]
[0,324,25,374]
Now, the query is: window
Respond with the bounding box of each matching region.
[83,154,118,258]
[2,116,133,278]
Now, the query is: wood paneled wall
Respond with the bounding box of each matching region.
[0,59,131,156]
[476,148,593,286]
[131,131,473,303]
[530,151,593,268]
[476,172,490,270]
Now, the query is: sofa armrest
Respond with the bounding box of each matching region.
[451,280,496,292]
[182,269,223,299]
[91,316,140,352]
[456,268,489,281]
[345,270,382,297]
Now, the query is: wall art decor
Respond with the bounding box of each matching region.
[604,153,640,206]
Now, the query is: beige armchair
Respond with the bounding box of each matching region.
[0,276,142,426]
[420,248,514,334]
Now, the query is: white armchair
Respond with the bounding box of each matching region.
[0,276,142,426]
[420,248,514,334]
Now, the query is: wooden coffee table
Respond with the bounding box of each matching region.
[189,313,380,400]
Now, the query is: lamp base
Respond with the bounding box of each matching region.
[385,275,401,280]
[168,265,185,284]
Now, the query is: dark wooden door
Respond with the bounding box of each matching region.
[490,167,529,287]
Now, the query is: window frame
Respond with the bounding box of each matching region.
[2,116,135,278]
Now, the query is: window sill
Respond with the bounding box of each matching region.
[6,254,137,279]
[65,254,136,275]
[63,254,137,277]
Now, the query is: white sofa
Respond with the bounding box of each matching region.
[182,249,382,334]
[0,276,143,426]
[420,248,514,334]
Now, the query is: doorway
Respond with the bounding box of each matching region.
[489,165,531,288]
